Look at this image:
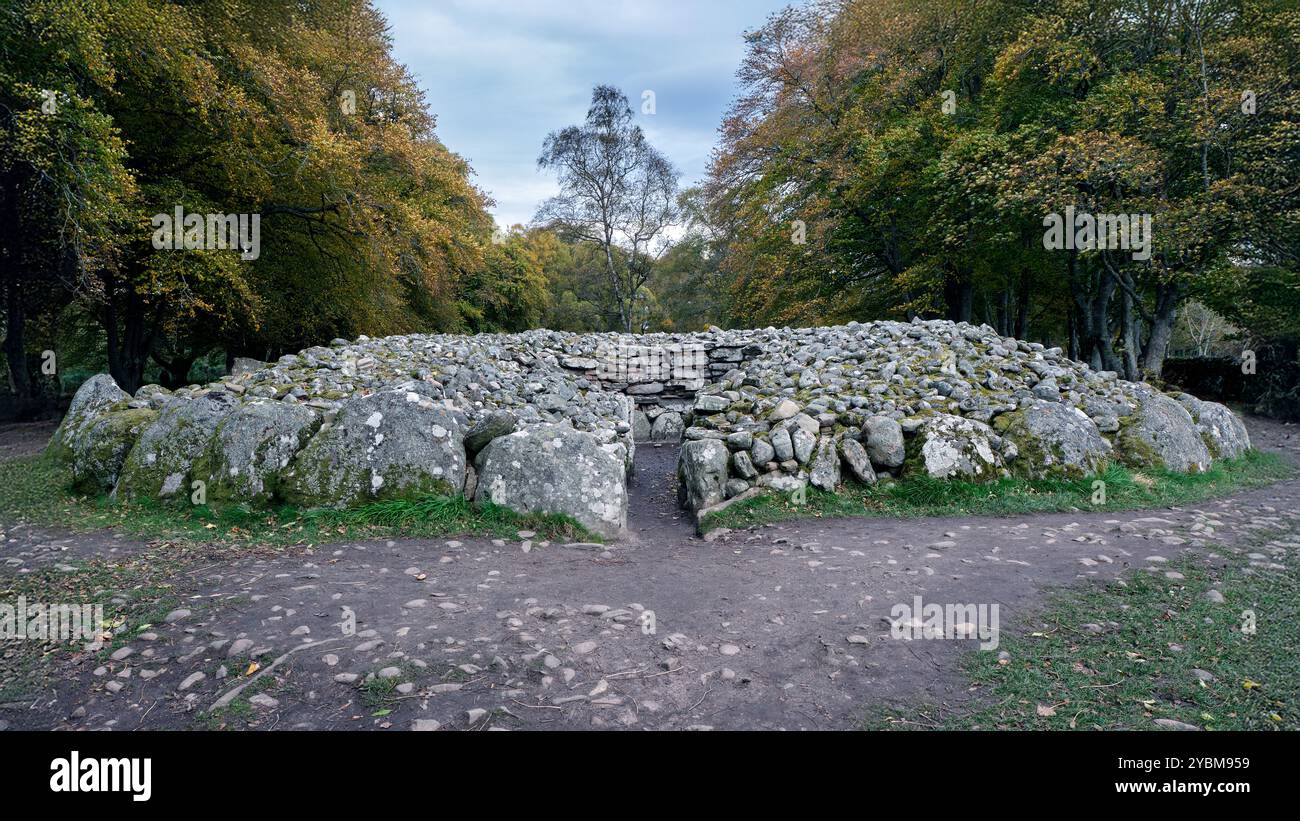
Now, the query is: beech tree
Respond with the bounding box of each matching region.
[705,0,1299,380]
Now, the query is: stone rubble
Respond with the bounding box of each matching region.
[51,319,1251,529]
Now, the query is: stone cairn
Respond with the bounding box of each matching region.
[49,319,1252,538]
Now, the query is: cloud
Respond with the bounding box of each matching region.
[376,0,789,228]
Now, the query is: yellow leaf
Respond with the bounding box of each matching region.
[1243,679,1261,690]
[245,662,259,676]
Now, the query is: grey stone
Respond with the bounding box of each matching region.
[838,437,877,485]
[463,410,518,456]
[475,423,627,538]
[918,414,1004,480]
[808,437,841,491]
[282,387,466,506]
[1120,389,1212,473]
[677,438,729,513]
[998,400,1111,478]
[861,416,905,468]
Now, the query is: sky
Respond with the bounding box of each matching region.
[375,0,791,229]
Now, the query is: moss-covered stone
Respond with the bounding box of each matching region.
[70,407,158,494]
[201,399,321,505]
[997,401,1112,479]
[115,392,241,501]
[280,387,465,508]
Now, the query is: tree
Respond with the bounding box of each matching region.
[1,0,497,395]
[536,86,680,333]
[704,0,1299,382]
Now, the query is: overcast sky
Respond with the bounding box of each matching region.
[375,0,791,229]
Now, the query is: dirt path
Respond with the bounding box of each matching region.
[1,419,1297,731]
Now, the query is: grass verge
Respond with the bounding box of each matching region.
[0,453,598,547]
[864,540,1298,731]
[701,450,1292,534]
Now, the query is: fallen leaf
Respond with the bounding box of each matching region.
[1036,703,1056,717]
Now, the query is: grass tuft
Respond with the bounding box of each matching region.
[865,540,1300,731]
[0,453,597,547]
[701,451,1292,533]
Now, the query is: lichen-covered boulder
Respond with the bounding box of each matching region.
[281,387,466,507]
[838,437,877,485]
[1177,395,1251,459]
[632,410,652,442]
[809,436,841,491]
[677,438,729,514]
[651,411,684,441]
[464,410,517,457]
[47,374,129,463]
[474,423,627,538]
[116,391,240,500]
[202,399,321,504]
[790,426,816,464]
[69,408,158,493]
[861,416,905,469]
[997,400,1112,478]
[1120,390,1212,473]
[916,414,1005,480]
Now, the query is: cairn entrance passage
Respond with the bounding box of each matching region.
[49,319,1251,542]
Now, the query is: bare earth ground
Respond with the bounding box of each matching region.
[1,419,1297,731]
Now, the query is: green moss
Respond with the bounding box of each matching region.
[1114,414,1162,469]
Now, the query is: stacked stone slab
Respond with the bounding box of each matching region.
[51,319,1252,535]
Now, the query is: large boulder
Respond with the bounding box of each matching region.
[809,436,841,491]
[116,391,240,500]
[838,437,877,485]
[1177,395,1251,459]
[281,387,466,507]
[1119,390,1212,473]
[69,408,158,493]
[677,438,729,514]
[47,374,129,464]
[650,411,684,441]
[861,416,905,469]
[916,414,1005,480]
[997,400,1112,478]
[202,399,321,504]
[474,423,627,538]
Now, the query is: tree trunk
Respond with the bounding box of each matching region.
[1120,287,1139,381]
[1140,281,1183,379]
[1015,268,1030,339]
[944,272,973,323]
[3,277,30,403]
[102,271,153,394]
[152,351,196,389]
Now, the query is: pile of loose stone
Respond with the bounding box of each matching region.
[48,331,638,538]
[674,319,1251,519]
[49,319,1252,538]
